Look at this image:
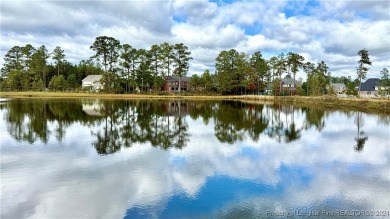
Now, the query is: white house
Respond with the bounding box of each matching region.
[82,75,103,91]
[330,83,346,94]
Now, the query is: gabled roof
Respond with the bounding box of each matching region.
[361,78,379,91]
[165,76,191,82]
[282,75,294,85]
[82,75,102,83]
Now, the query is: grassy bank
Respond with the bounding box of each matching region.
[1,92,389,113]
[0,91,274,100]
[272,95,390,113]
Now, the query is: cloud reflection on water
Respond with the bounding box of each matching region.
[0,99,389,218]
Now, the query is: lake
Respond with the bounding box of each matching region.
[1,98,389,218]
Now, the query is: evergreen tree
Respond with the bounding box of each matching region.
[200,69,213,91]
[160,42,174,78]
[250,51,269,92]
[172,43,192,93]
[287,52,304,95]
[356,49,372,96]
[52,46,65,76]
[379,68,390,96]
[90,36,121,72]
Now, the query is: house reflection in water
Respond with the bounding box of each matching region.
[163,101,193,117]
[82,100,104,116]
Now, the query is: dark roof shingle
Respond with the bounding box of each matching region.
[360,78,379,91]
[165,76,191,82]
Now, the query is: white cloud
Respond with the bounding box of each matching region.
[0,0,389,78]
[172,23,244,49]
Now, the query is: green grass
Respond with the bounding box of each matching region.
[273,95,390,113]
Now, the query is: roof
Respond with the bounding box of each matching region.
[82,75,102,83]
[282,75,294,85]
[165,76,190,82]
[360,78,379,91]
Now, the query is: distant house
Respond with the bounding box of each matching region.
[330,83,346,94]
[82,75,103,91]
[281,75,295,88]
[279,75,302,94]
[360,78,380,97]
[281,75,302,89]
[264,84,273,94]
[163,76,191,92]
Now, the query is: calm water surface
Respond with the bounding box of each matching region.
[0,98,389,219]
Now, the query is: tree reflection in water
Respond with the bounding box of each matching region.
[354,111,368,152]
[4,99,99,144]
[89,100,191,154]
[92,101,122,155]
[2,99,385,155]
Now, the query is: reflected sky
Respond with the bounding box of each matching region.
[1,99,389,219]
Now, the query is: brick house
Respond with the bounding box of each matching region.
[163,76,191,92]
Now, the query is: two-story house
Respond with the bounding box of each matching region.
[82,75,103,91]
[163,76,191,92]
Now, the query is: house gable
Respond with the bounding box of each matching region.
[330,83,346,93]
[281,75,299,88]
[82,75,103,90]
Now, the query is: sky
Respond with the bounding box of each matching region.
[0,0,389,80]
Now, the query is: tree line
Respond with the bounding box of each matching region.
[0,44,104,92]
[201,48,388,96]
[89,36,192,93]
[1,36,388,96]
[0,36,192,93]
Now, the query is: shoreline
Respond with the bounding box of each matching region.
[1,92,389,113]
[0,92,274,100]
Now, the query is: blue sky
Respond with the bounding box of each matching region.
[0,0,389,79]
